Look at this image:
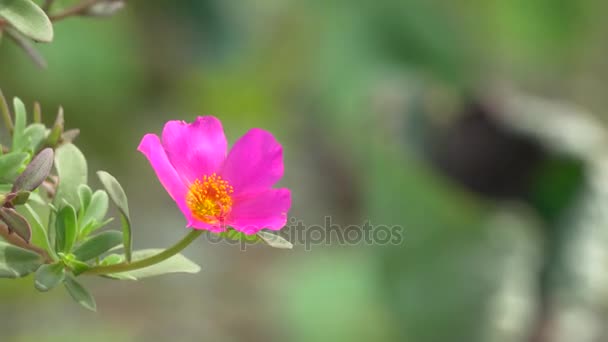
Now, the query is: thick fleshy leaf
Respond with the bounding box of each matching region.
[221,128,284,196]
[55,204,77,253]
[99,253,134,280]
[0,240,43,278]
[100,253,123,266]
[22,123,47,151]
[161,116,227,183]
[11,97,27,152]
[0,89,13,133]
[109,249,200,280]
[60,253,89,275]
[257,231,293,249]
[79,217,112,240]
[73,230,123,262]
[97,171,131,262]
[69,260,90,275]
[0,0,53,42]
[21,203,53,257]
[9,190,29,205]
[0,152,28,183]
[77,184,92,213]
[0,207,31,242]
[46,107,63,147]
[79,189,108,233]
[34,262,65,292]
[12,147,53,192]
[64,275,96,311]
[54,143,87,209]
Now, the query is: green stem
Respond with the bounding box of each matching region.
[83,230,202,275]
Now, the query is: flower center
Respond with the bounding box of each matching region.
[186,173,234,225]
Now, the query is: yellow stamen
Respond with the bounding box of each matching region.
[186,173,234,225]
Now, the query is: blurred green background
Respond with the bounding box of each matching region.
[2,0,608,341]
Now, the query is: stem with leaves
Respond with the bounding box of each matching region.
[83,230,202,275]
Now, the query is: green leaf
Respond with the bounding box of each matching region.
[11,97,27,152]
[46,107,63,147]
[12,147,53,192]
[0,207,31,242]
[257,231,293,249]
[0,240,42,278]
[67,258,90,275]
[100,253,122,266]
[79,189,108,233]
[64,275,96,311]
[77,184,92,216]
[109,249,200,280]
[0,0,53,42]
[80,217,112,239]
[0,152,28,182]
[99,253,135,279]
[59,252,89,275]
[73,230,123,262]
[54,143,87,209]
[0,88,13,133]
[22,123,47,152]
[9,190,29,205]
[34,262,65,292]
[97,171,131,262]
[55,204,77,253]
[21,203,54,258]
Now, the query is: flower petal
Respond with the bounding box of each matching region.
[139,135,223,232]
[138,134,189,213]
[186,217,222,232]
[220,128,284,196]
[227,188,291,234]
[162,116,227,183]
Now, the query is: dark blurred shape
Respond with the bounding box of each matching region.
[430,100,545,199]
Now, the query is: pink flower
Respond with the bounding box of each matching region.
[138,116,291,234]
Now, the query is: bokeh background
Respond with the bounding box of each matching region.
[2,0,608,341]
